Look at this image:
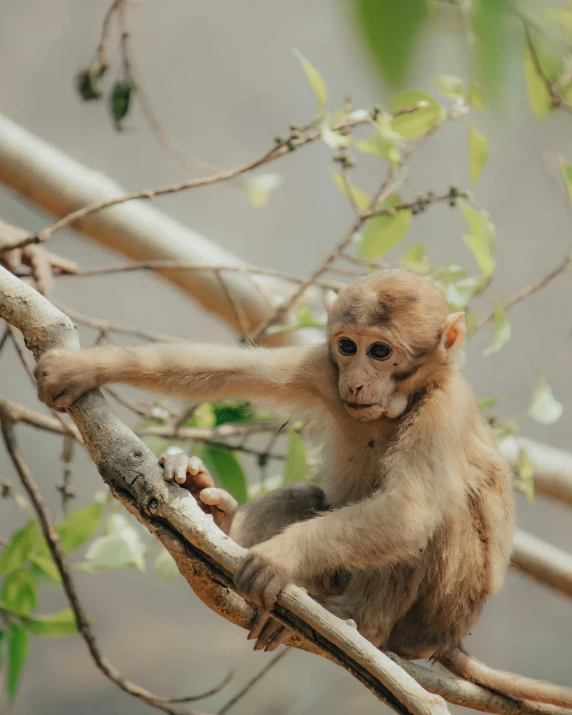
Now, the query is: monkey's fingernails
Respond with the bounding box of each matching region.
[188,456,203,475]
[174,466,187,484]
[248,612,271,641]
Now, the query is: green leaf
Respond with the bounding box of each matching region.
[213,402,256,426]
[478,396,499,411]
[200,445,248,505]
[0,521,39,574]
[7,624,28,701]
[331,170,371,211]
[352,0,428,87]
[76,63,107,101]
[246,173,283,208]
[473,0,510,99]
[523,39,552,119]
[154,548,179,581]
[0,631,5,672]
[434,74,464,100]
[443,276,481,311]
[292,49,327,106]
[528,375,563,425]
[109,80,135,129]
[84,523,146,572]
[468,122,488,186]
[22,609,78,637]
[558,156,572,208]
[187,403,216,429]
[390,90,443,139]
[283,432,308,485]
[484,302,511,356]
[358,194,411,259]
[517,448,535,503]
[1,570,37,616]
[57,502,102,553]
[458,200,495,277]
[468,82,485,109]
[29,552,62,585]
[399,242,430,272]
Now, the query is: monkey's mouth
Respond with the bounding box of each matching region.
[344,401,377,410]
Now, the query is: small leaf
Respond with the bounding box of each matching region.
[468,122,488,186]
[434,74,465,99]
[478,396,499,411]
[352,0,428,87]
[154,548,179,581]
[7,624,28,701]
[57,502,102,553]
[213,402,256,426]
[29,553,62,585]
[473,0,510,99]
[517,448,535,502]
[528,375,563,425]
[399,242,430,272]
[458,200,495,277]
[246,173,283,208]
[292,49,327,106]
[84,524,146,572]
[484,302,511,355]
[558,156,572,208]
[523,40,552,119]
[187,403,216,429]
[358,194,411,259]
[462,234,494,277]
[468,82,485,109]
[0,521,39,574]
[22,609,78,637]
[390,90,443,139]
[1,570,37,616]
[76,63,107,101]
[283,432,308,485]
[200,445,248,505]
[109,80,135,129]
[331,170,371,211]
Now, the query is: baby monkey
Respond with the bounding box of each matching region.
[35,269,572,708]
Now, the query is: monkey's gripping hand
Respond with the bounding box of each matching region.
[35,349,99,411]
[160,451,237,534]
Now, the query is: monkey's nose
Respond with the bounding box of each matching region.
[349,384,363,396]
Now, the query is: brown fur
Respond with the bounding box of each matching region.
[34,269,571,707]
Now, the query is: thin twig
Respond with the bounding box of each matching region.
[476,249,572,331]
[217,649,288,715]
[0,409,205,715]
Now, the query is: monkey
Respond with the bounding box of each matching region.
[34,268,572,708]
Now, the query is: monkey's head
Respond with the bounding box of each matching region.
[325,269,466,422]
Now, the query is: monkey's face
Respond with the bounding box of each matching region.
[328,327,409,421]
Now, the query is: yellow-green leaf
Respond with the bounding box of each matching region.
[399,242,430,272]
[358,194,411,259]
[484,302,511,355]
[283,432,308,485]
[434,74,464,100]
[293,49,327,107]
[469,122,488,186]
[462,234,494,277]
[469,83,485,109]
[246,173,283,208]
[0,521,39,574]
[57,502,102,553]
[517,448,535,502]
[458,199,496,276]
[1,570,37,617]
[528,375,563,425]
[29,552,62,585]
[523,40,552,119]
[7,624,28,702]
[478,396,499,411]
[558,155,572,208]
[331,170,371,211]
[390,89,443,139]
[22,609,78,637]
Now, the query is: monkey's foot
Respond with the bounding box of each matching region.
[248,613,292,652]
[159,450,237,533]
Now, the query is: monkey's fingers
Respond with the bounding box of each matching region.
[253,616,290,652]
[234,556,286,611]
[200,487,237,532]
[159,452,215,491]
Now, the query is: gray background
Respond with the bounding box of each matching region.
[0,1,571,713]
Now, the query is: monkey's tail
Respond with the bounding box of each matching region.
[438,646,572,708]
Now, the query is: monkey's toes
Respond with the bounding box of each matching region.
[248,613,290,652]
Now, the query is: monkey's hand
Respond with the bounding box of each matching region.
[159,450,237,534]
[35,349,99,411]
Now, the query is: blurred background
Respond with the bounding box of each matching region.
[0,1,571,713]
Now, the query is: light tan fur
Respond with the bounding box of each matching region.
[34,269,572,707]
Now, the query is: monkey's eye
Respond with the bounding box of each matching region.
[368,343,392,361]
[338,338,357,356]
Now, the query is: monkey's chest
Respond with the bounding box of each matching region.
[323,444,388,507]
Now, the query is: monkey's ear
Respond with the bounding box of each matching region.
[440,312,466,357]
[324,290,338,313]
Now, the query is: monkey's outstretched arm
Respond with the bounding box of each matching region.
[35,343,335,413]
